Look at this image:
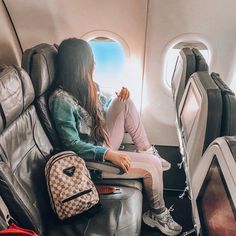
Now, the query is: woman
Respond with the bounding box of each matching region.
[49,38,182,236]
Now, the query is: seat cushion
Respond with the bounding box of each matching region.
[45,186,142,236]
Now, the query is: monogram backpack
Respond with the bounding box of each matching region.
[45,151,100,220]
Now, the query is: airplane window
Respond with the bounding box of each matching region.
[88,37,126,96]
[165,47,209,88]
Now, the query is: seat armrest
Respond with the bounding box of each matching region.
[86,161,124,179]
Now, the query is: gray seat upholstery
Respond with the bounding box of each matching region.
[22,43,61,150]
[0,65,143,235]
[178,71,222,178]
[0,65,53,234]
[192,48,208,72]
[211,72,236,136]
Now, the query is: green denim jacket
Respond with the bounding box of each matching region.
[49,88,108,162]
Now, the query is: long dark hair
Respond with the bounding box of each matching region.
[57,38,108,145]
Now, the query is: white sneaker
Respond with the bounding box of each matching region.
[138,146,171,171]
[143,207,182,236]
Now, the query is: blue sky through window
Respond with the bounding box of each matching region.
[89,40,125,89]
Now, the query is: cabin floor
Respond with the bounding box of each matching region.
[122,144,195,236]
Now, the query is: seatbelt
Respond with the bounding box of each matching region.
[0,196,39,235]
[0,196,14,226]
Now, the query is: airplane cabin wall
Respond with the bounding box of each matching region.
[0,1,22,65]
[143,0,236,145]
[4,0,147,114]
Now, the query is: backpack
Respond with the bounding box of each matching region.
[45,151,100,220]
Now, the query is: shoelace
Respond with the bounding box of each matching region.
[151,205,175,223]
[151,145,159,155]
[163,205,175,223]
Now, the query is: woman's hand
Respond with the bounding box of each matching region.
[104,150,131,173]
[116,87,130,102]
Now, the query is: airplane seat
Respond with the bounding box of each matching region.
[0,65,53,234]
[0,65,143,236]
[22,43,61,151]
[191,136,236,235]
[192,48,209,72]
[178,71,222,179]
[171,48,196,113]
[211,72,236,136]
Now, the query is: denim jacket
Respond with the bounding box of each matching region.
[49,88,109,162]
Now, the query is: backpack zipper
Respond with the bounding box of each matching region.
[61,189,92,203]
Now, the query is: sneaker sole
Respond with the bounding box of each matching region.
[143,212,182,236]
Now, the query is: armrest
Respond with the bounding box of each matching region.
[86,161,124,180]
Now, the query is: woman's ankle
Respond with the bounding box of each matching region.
[137,145,152,152]
[151,206,166,215]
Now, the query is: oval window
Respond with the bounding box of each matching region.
[165,42,209,88]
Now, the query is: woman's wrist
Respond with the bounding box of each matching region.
[104,149,111,161]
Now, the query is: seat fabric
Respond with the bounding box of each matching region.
[22,44,60,150]
[0,65,53,234]
[192,48,208,72]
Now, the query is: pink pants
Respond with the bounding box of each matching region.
[104,97,165,211]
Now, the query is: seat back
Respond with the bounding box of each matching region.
[171,48,196,112]
[0,65,53,234]
[211,72,236,136]
[22,44,60,150]
[192,48,209,72]
[178,71,222,178]
[191,136,236,235]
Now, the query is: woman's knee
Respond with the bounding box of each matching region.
[109,97,126,111]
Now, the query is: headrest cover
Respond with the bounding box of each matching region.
[0,65,34,132]
[192,48,209,72]
[22,43,57,97]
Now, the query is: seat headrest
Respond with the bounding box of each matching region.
[192,48,209,71]
[0,65,34,133]
[22,43,57,97]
